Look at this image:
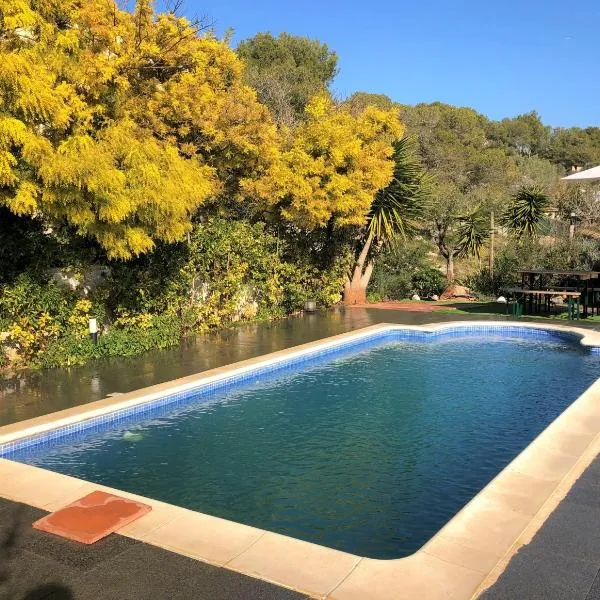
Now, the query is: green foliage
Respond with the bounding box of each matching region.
[366,291,384,303]
[401,102,518,277]
[6,313,60,364]
[544,127,600,170]
[237,32,338,123]
[37,314,181,368]
[277,261,346,314]
[38,334,99,369]
[484,112,600,171]
[0,275,76,324]
[411,267,447,297]
[2,218,345,370]
[108,218,344,329]
[487,111,551,157]
[455,213,489,258]
[0,275,101,365]
[370,242,446,300]
[502,186,550,237]
[98,314,181,358]
[540,238,600,272]
[367,137,432,246]
[343,92,396,115]
[467,246,527,297]
[468,237,600,297]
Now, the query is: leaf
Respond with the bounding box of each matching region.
[502,185,550,237]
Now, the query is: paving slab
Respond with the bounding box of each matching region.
[0,498,309,600]
[70,542,310,600]
[0,501,134,572]
[586,570,600,600]
[483,455,600,600]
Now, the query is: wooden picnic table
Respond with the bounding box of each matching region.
[520,269,600,278]
[505,287,581,319]
[518,269,600,317]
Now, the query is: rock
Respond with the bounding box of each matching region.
[431,294,439,302]
[439,284,475,301]
[411,294,420,301]
[50,265,111,296]
[496,296,507,304]
[1,344,19,363]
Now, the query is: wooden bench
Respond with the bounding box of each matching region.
[504,288,582,320]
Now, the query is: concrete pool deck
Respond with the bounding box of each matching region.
[0,496,309,600]
[482,453,600,600]
[2,318,600,598]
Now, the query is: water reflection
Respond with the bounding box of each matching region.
[0,307,532,425]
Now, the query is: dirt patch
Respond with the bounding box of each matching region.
[351,301,456,313]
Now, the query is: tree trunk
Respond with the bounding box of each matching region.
[343,233,374,305]
[446,254,454,281]
[343,261,374,304]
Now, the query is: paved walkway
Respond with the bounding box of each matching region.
[3,310,600,598]
[0,497,306,600]
[483,455,600,600]
[4,455,600,600]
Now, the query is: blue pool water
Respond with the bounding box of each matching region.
[8,332,600,558]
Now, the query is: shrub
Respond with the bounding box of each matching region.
[411,267,446,297]
[39,313,182,368]
[107,217,345,330]
[6,313,61,364]
[366,291,384,303]
[468,236,600,297]
[0,345,8,369]
[0,274,75,325]
[98,314,181,357]
[0,218,347,369]
[67,299,94,338]
[370,241,445,300]
[0,274,106,365]
[37,334,99,369]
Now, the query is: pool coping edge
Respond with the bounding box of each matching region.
[1,319,600,599]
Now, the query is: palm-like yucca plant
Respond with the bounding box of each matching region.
[366,136,433,247]
[503,186,550,237]
[456,212,488,258]
[344,136,432,303]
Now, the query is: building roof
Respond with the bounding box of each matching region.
[561,165,600,181]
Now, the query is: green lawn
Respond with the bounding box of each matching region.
[436,301,600,322]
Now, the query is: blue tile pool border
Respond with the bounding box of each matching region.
[1,323,598,458]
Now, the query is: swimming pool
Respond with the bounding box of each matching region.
[3,325,600,559]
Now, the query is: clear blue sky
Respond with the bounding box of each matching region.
[170,0,599,127]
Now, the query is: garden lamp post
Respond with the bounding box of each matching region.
[569,212,579,240]
[89,318,98,344]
